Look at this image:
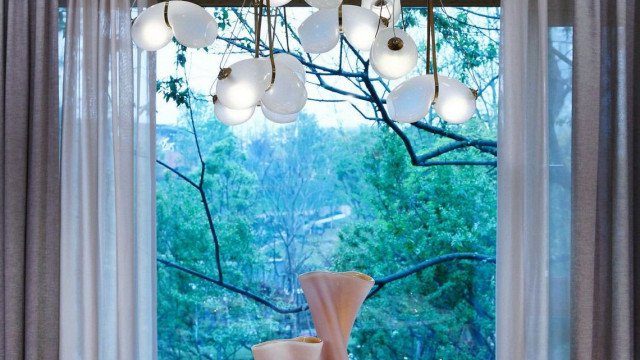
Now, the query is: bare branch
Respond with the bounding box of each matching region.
[157,160,199,189]
[368,252,496,299]
[416,139,497,163]
[420,160,497,167]
[158,258,308,314]
[158,251,495,313]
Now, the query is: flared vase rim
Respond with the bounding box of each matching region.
[298,270,374,283]
[252,336,323,350]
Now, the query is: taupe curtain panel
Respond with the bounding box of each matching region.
[571,0,639,358]
[0,1,61,360]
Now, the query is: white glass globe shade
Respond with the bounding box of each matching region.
[342,5,383,51]
[362,0,401,25]
[433,76,477,124]
[370,28,417,80]
[215,58,271,110]
[274,53,306,82]
[387,75,435,123]
[305,0,342,9]
[168,1,218,48]
[261,67,308,115]
[261,104,299,124]
[263,0,293,6]
[298,9,340,53]
[131,3,173,51]
[214,103,255,126]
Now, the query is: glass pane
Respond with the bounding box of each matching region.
[548,26,573,360]
[156,7,499,359]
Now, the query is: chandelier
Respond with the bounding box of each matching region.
[131,0,478,125]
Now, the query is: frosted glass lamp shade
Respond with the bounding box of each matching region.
[342,5,383,51]
[215,58,271,110]
[261,67,308,115]
[433,75,476,124]
[304,0,342,9]
[214,103,255,126]
[362,0,401,25]
[299,9,340,53]
[274,53,306,82]
[168,1,218,48]
[387,75,435,123]
[261,104,299,124]
[131,3,173,51]
[370,28,417,80]
[264,0,294,6]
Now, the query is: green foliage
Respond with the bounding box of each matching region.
[155,7,499,359]
[333,130,496,359]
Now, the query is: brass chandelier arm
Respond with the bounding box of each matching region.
[338,3,344,33]
[282,7,291,52]
[163,1,172,28]
[253,0,276,86]
[254,0,263,58]
[265,0,277,87]
[427,0,439,102]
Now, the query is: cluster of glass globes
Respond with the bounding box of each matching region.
[132,0,218,50]
[299,0,418,81]
[131,0,477,126]
[387,74,477,124]
[213,54,308,125]
[298,0,476,124]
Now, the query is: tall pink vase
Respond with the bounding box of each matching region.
[298,271,374,360]
[252,336,323,360]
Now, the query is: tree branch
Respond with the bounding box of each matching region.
[420,160,497,167]
[368,252,496,299]
[158,258,308,314]
[416,139,498,163]
[158,252,495,313]
[157,160,199,189]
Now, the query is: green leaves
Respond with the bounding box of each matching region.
[333,130,496,359]
[157,76,189,108]
[155,6,500,359]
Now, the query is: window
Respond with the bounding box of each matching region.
[155,6,499,359]
[548,25,572,360]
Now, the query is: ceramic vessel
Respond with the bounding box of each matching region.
[298,271,374,360]
[252,336,323,360]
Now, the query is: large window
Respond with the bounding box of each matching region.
[155,6,499,359]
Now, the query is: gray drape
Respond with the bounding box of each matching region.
[0,1,60,359]
[571,0,639,358]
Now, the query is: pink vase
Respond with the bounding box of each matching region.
[252,336,323,360]
[298,271,375,360]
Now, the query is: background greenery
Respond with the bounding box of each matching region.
[156,6,499,359]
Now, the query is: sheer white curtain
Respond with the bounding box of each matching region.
[497,0,549,356]
[497,0,573,359]
[60,0,157,359]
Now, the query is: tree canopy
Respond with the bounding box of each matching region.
[155,6,499,359]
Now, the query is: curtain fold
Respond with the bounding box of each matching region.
[498,0,575,359]
[571,0,639,358]
[497,0,550,358]
[0,1,61,359]
[60,0,157,359]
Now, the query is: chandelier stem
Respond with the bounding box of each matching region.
[265,0,276,87]
[427,0,439,102]
[283,7,291,52]
[254,0,264,58]
[338,3,343,33]
[163,1,171,28]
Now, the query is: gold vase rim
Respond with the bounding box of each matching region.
[293,336,323,344]
[298,270,374,282]
[252,337,323,349]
